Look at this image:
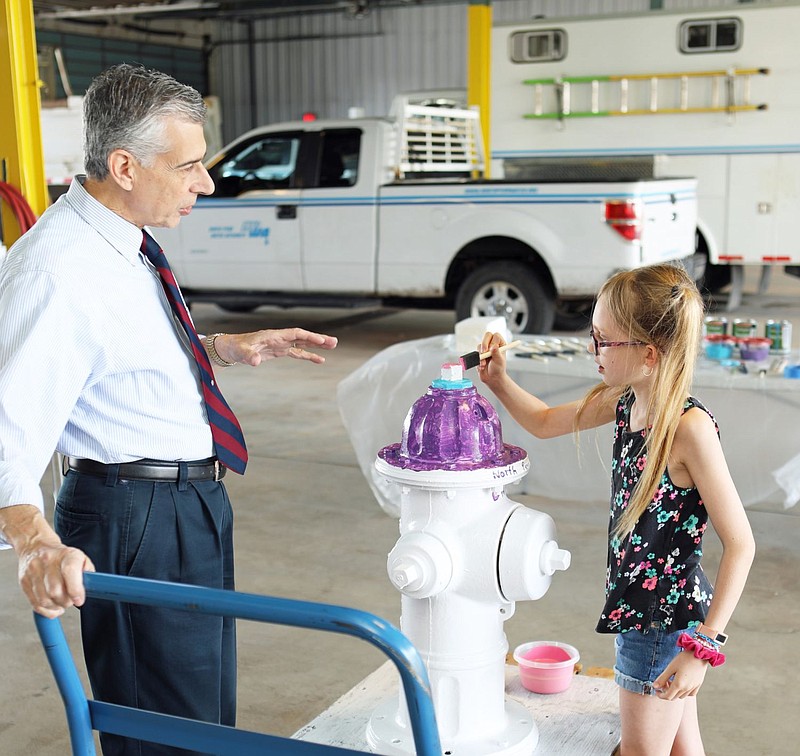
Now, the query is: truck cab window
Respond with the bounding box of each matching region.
[209,134,302,196]
[316,129,362,188]
[509,29,567,63]
[680,18,741,53]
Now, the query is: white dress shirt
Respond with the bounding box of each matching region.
[0,178,214,543]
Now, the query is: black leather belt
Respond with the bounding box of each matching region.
[66,457,225,482]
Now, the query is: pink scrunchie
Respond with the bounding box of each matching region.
[677,633,726,667]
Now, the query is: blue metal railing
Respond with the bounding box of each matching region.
[34,572,441,755]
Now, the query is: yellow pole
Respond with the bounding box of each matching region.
[467,0,491,178]
[0,0,48,245]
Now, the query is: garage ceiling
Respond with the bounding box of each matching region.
[33,0,434,23]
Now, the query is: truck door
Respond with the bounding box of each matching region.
[177,131,304,290]
[298,128,376,292]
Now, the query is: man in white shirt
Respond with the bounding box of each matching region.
[0,64,337,755]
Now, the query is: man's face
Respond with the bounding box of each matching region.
[129,118,215,229]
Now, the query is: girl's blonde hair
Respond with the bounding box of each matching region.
[577,264,705,537]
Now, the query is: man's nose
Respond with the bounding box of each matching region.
[195,165,215,195]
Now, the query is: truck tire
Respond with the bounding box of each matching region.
[554,298,593,332]
[693,231,731,294]
[698,261,732,295]
[455,262,555,335]
[218,304,259,313]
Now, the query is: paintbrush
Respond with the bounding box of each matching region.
[459,339,522,370]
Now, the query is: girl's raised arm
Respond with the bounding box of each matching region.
[477,334,616,439]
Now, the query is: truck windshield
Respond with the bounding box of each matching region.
[209,133,302,196]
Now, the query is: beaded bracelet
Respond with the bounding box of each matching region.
[695,632,720,648]
[677,633,726,667]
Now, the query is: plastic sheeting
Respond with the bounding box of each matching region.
[338,334,800,516]
[498,348,800,512]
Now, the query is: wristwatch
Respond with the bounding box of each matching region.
[697,623,728,646]
[205,333,236,367]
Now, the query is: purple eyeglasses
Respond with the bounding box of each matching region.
[589,330,646,352]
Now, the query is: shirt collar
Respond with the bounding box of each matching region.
[63,176,146,267]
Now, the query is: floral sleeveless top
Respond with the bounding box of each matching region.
[596,393,714,635]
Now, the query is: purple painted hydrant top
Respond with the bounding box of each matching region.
[378,366,526,472]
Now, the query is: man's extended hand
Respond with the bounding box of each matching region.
[215,328,338,367]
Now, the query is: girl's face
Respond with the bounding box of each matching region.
[588,297,649,387]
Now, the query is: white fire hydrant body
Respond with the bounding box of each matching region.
[366,365,570,756]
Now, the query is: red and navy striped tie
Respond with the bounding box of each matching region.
[141,230,248,474]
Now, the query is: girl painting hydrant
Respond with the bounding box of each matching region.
[478,263,755,756]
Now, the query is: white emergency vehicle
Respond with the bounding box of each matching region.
[490,1,800,308]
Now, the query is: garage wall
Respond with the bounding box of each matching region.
[210,4,466,140]
[36,29,206,100]
[207,0,761,142]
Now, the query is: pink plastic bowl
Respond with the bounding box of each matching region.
[513,641,580,694]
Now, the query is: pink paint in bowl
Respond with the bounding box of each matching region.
[513,641,580,694]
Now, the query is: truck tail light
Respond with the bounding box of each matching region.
[605,200,642,242]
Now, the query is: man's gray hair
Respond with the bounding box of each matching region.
[83,63,207,180]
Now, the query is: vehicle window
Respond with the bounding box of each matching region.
[209,133,302,196]
[679,18,741,53]
[316,129,362,188]
[509,29,567,63]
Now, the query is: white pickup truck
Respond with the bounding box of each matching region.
[155,104,698,333]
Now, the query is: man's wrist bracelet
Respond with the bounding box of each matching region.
[205,333,236,367]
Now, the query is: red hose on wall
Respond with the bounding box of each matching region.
[0,181,38,240]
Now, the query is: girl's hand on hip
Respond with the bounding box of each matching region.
[653,651,709,700]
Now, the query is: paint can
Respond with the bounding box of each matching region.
[765,319,792,354]
[732,318,758,338]
[704,317,728,336]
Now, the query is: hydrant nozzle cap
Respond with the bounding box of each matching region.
[387,532,453,598]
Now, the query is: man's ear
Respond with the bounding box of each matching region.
[107,149,136,191]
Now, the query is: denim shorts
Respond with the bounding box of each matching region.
[614,622,694,696]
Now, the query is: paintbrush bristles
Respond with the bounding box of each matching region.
[459,340,522,371]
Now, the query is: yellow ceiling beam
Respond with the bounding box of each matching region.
[0,0,48,246]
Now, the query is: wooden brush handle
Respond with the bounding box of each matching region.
[479,339,522,360]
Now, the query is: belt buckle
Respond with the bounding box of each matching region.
[214,460,221,481]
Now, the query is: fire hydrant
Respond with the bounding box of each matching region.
[366,363,570,755]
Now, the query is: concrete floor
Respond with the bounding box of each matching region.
[2,268,799,755]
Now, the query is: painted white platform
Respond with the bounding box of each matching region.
[294,662,620,755]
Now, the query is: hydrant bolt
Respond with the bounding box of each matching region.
[391,560,422,590]
[540,540,572,576]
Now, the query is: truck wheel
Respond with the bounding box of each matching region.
[693,231,731,294]
[455,263,555,335]
[218,304,259,313]
[698,261,732,295]
[554,298,593,332]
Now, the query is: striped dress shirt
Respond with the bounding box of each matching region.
[0,178,214,544]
